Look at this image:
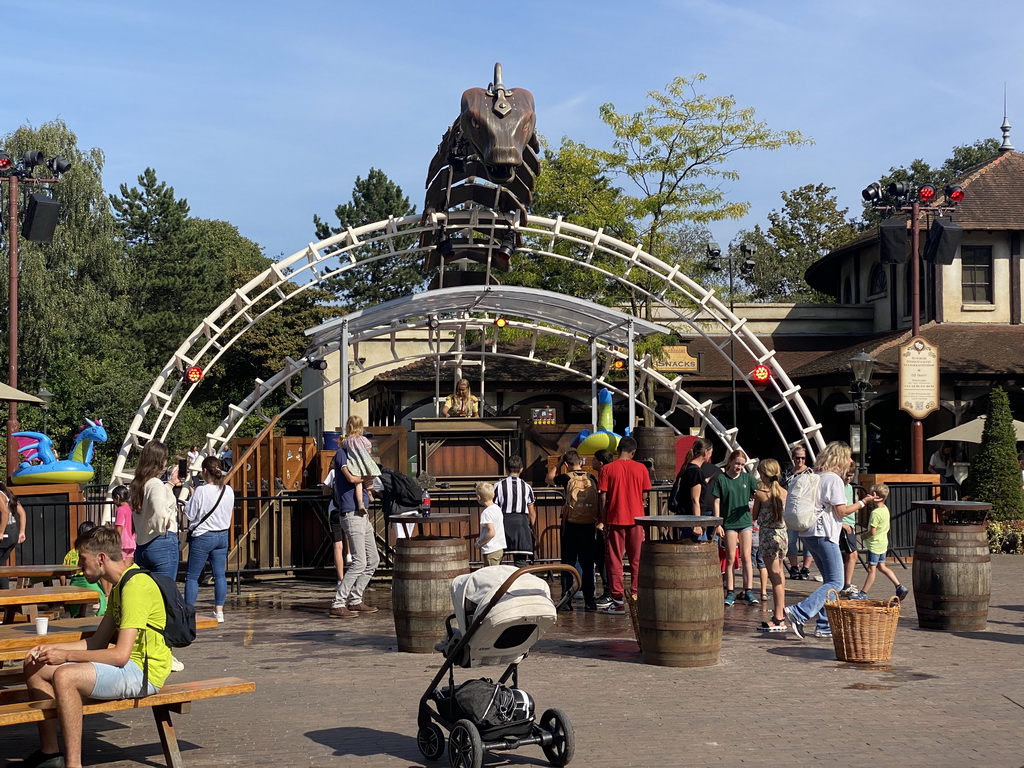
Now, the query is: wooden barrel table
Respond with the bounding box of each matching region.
[635,516,724,667]
[912,523,991,631]
[632,426,678,485]
[392,514,470,653]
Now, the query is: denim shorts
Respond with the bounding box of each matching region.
[90,660,159,700]
[867,551,887,566]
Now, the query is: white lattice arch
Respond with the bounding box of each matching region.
[109,213,825,488]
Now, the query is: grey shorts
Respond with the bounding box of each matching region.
[89,660,159,699]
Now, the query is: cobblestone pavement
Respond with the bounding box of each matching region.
[5,556,1024,768]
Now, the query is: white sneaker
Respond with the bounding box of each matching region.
[811,572,824,582]
[598,601,626,615]
[214,610,225,623]
[171,655,185,672]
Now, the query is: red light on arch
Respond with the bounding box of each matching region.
[751,364,772,384]
[184,366,204,384]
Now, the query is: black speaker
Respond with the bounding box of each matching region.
[879,217,908,264]
[923,217,963,265]
[22,193,60,243]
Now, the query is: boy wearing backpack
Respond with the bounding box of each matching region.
[550,450,599,611]
[23,524,172,768]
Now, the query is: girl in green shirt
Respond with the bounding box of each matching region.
[713,450,759,606]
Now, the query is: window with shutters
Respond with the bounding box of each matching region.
[960,245,993,304]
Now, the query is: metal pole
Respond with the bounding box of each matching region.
[858,385,868,476]
[729,258,737,429]
[6,175,19,479]
[910,201,924,474]
[626,320,636,432]
[339,320,350,429]
[590,339,598,430]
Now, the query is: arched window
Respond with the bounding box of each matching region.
[868,263,887,296]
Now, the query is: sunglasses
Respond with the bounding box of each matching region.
[792,455,806,461]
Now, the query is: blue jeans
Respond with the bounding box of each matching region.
[788,536,843,632]
[185,529,228,607]
[134,532,180,582]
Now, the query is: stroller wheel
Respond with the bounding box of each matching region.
[540,708,575,766]
[447,719,483,768]
[417,723,446,761]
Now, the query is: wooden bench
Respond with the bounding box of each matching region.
[0,677,256,768]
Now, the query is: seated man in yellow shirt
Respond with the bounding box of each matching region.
[22,525,171,768]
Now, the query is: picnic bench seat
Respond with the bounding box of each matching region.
[0,677,256,768]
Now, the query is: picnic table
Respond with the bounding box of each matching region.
[0,586,100,625]
[0,565,79,589]
[0,614,220,664]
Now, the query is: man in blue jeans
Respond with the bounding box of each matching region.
[327,444,380,619]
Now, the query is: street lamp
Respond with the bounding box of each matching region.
[37,387,53,434]
[849,350,877,475]
[707,240,755,429]
[2,149,70,477]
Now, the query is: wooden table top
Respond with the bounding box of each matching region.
[401,513,471,522]
[0,565,79,579]
[0,615,219,658]
[636,515,724,528]
[0,586,100,607]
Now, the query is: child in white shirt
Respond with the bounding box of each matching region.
[475,481,506,566]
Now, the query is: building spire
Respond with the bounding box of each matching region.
[1000,84,1014,151]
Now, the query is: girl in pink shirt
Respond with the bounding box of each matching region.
[112,484,136,561]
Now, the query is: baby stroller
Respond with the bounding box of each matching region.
[417,564,579,768]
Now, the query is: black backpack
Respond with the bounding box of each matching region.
[117,567,197,649]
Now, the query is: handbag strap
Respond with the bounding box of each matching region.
[187,486,227,536]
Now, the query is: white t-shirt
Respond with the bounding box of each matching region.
[477,503,506,554]
[928,451,954,478]
[184,483,235,537]
[801,471,847,543]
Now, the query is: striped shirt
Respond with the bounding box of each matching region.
[494,475,535,515]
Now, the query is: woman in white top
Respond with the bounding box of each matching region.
[184,457,234,622]
[130,440,182,582]
[784,442,880,640]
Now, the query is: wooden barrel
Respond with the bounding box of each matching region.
[392,537,470,653]
[636,540,723,667]
[912,523,991,631]
[632,426,678,485]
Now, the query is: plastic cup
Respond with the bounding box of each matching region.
[35,617,48,636]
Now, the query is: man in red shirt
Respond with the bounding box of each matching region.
[597,436,651,615]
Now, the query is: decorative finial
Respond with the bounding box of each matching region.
[1000,83,1014,151]
[488,62,512,117]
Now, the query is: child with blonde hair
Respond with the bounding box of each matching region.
[752,458,788,631]
[475,482,506,566]
[859,483,909,600]
[340,415,381,512]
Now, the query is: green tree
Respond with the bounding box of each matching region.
[751,183,856,302]
[313,168,421,310]
[964,387,1024,522]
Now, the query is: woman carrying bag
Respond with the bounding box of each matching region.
[130,440,181,581]
[183,457,234,622]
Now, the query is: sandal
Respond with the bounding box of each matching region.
[757,617,788,633]
[760,593,769,602]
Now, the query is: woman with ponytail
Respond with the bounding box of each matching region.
[183,456,235,622]
[130,440,181,581]
[752,458,788,631]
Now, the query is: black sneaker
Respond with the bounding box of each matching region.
[788,566,799,579]
[895,585,909,601]
[595,594,613,608]
[784,606,806,640]
[558,602,574,612]
[584,600,598,612]
[22,751,66,768]
[799,567,811,581]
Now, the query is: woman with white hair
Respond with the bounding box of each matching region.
[784,441,880,640]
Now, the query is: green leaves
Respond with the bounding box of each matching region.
[964,387,1024,522]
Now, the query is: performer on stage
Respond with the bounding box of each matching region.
[441,378,480,418]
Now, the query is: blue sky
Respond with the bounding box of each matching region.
[9,0,1022,261]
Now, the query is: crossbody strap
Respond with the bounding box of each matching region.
[187,486,227,537]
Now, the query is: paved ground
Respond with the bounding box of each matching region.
[5,556,1024,768]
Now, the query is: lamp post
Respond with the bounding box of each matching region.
[707,241,755,428]
[861,181,962,473]
[1,150,70,477]
[38,387,53,434]
[849,350,876,476]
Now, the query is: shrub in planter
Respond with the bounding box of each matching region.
[964,387,1024,522]
[987,520,1024,554]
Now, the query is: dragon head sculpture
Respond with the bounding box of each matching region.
[459,63,537,183]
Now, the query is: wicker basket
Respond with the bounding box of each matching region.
[624,592,641,650]
[823,589,900,663]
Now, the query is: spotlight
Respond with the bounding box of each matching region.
[497,233,516,258]
[428,315,440,330]
[706,242,723,271]
[612,359,626,370]
[184,366,204,384]
[917,184,937,203]
[0,151,11,172]
[46,156,71,175]
[436,231,454,258]
[307,359,328,371]
[886,181,912,198]
[20,150,44,168]
[751,364,773,384]
[861,182,882,202]
[493,316,508,328]
[945,184,964,203]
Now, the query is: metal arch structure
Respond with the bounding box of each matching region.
[109,211,825,489]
